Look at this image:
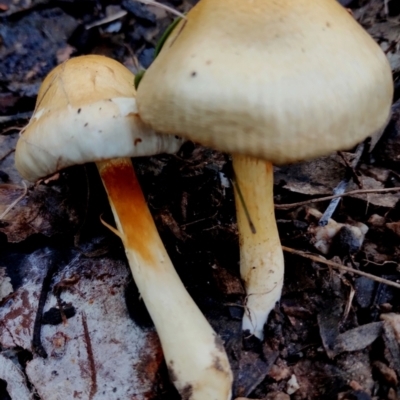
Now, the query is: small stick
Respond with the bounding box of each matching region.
[0,112,32,124]
[318,143,364,226]
[85,10,127,29]
[275,187,400,210]
[0,181,27,220]
[317,179,348,225]
[337,150,363,188]
[282,246,400,289]
[0,148,15,163]
[132,0,186,19]
[0,126,21,136]
[81,312,98,400]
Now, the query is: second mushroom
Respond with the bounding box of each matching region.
[15,55,233,400]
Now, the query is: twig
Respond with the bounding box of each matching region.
[337,149,363,188]
[0,112,32,124]
[282,246,400,289]
[132,0,186,19]
[0,148,15,163]
[81,312,97,400]
[384,0,389,17]
[0,0,49,17]
[0,181,28,220]
[317,179,348,225]
[318,143,364,226]
[275,187,400,210]
[1,126,24,136]
[0,183,24,190]
[85,10,127,29]
[180,212,217,228]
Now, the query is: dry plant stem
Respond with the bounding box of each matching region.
[233,154,284,339]
[275,187,400,210]
[96,157,233,400]
[133,0,187,19]
[0,181,27,220]
[282,246,400,290]
[85,11,127,29]
[0,112,31,124]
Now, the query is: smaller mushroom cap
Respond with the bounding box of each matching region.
[136,0,393,164]
[15,55,183,182]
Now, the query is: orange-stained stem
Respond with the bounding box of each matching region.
[97,157,161,265]
[96,157,233,400]
[233,154,284,339]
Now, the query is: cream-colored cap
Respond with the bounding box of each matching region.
[15,55,183,182]
[136,0,393,164]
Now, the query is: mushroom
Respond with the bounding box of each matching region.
[135,0,393,339]
[15,55,233,400]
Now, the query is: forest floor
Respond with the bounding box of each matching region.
[1,0,400,399]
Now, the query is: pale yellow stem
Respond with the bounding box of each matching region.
[96,157,232,400]
[233,154,284,339]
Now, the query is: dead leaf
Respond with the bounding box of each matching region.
[0,249,163,399]
[0,353,32,400]
[381,313,400,343]
[334,322,383,355]
[275,154,346,197]
[387,221,400,237]
[234,340,278,398]
[0,267,13,301]
[373,361,398,387]
[380,314,400,399]
[275,154,400,209]
[0,183,82,242]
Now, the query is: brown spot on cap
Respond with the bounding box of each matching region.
[213,356,224,372]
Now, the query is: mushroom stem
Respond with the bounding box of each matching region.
[96,157,233,400]
[232,154,284,339]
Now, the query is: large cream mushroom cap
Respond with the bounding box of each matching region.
[136,0,393,163]
[15,55,183,182]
